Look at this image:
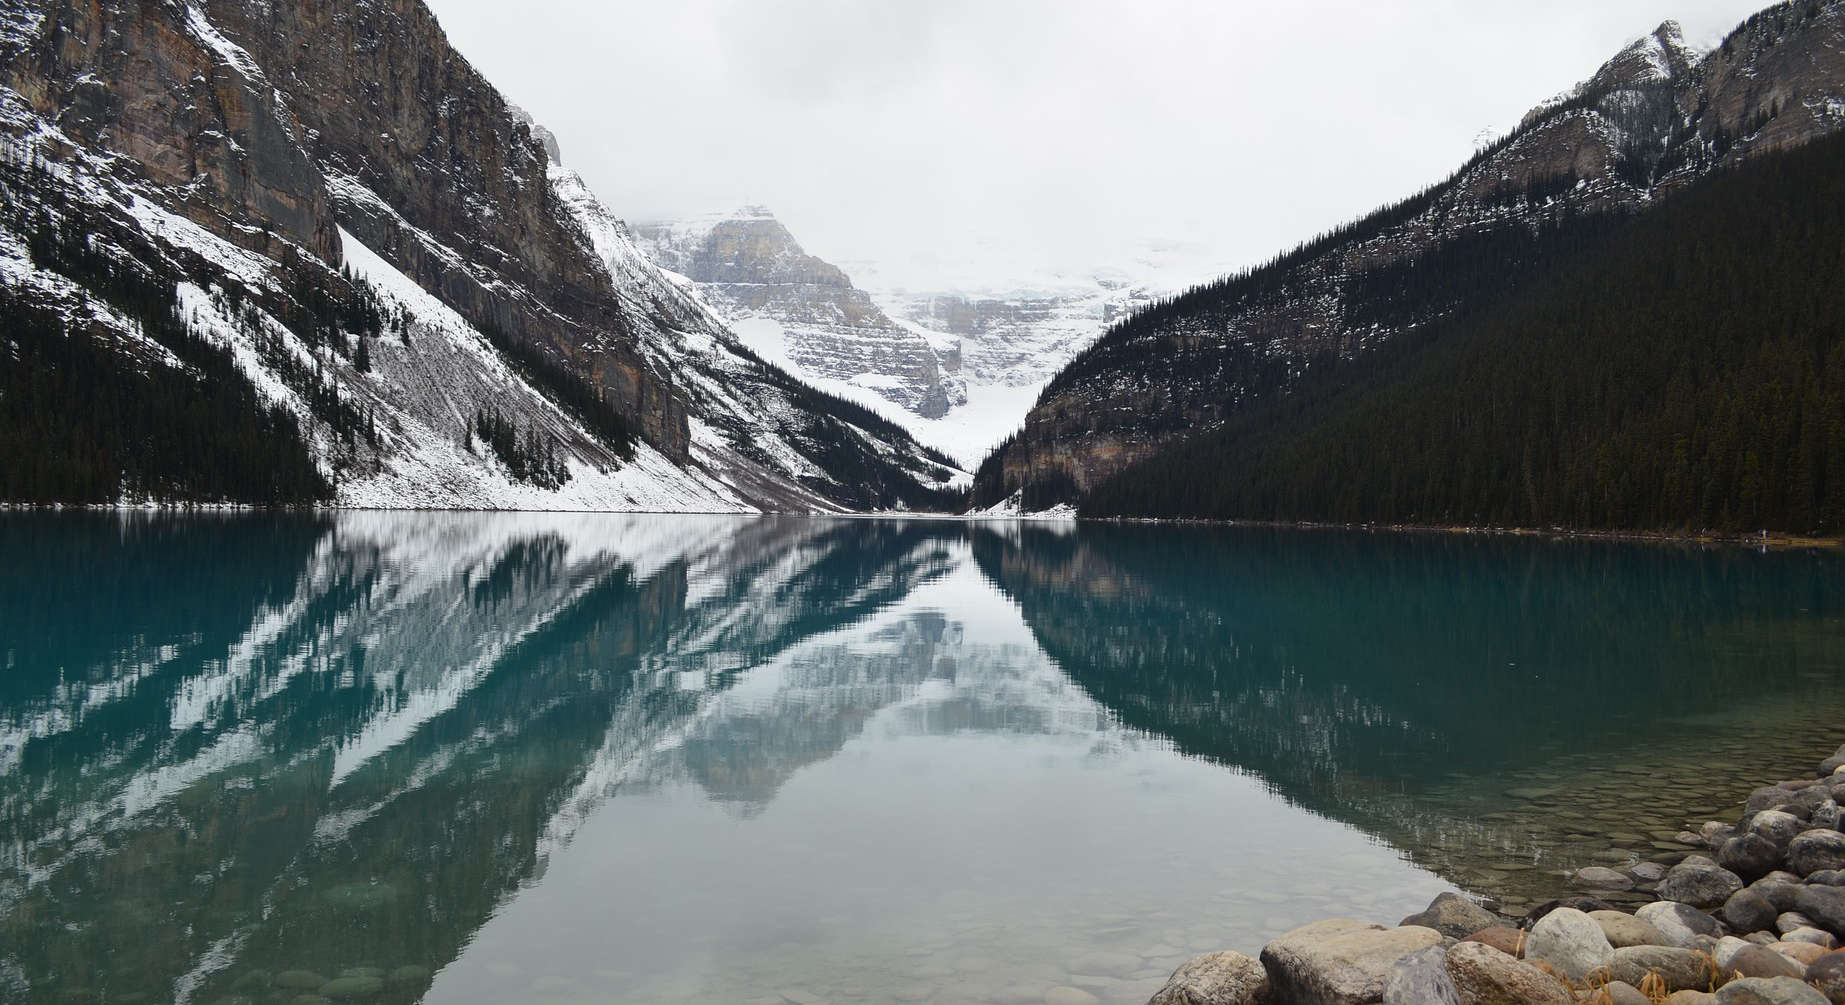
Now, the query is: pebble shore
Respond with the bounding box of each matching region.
[1142,743,1845,1005]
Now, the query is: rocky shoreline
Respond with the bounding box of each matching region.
[1141,744,1845,1005]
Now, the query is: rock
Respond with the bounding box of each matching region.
[1258,920,1442,1005]
[1148,952,1267,1005]
[1723,890,1782,935]
[1821,745,1845,777]
[1750,933,1783,946]
[1779,913,1818,935]
[1634,862,1671,882]
[1525,907,1615,981]
[316,975,383,999]
[1526,897,1619,925]
[1812,872,1845,888]
[1044,988,1099,1005]
[1722,834,1786,882]
[1771,941,1829,967]
[386,966,429,985]
[1757,882,1805,913]
[1718,937,1756,970]
[1786,928,1840,950]
[1750,812,1806,850]
[1609,945,1722,992]
[1790,831,1845,878]
[1816,801,1842,832]
[1728,945,1809,979]
[1796,886,1845,936]
[1574,867,1638,891]
[1669,993,1719,1005]
[1401,893,1500,940]
[1639,901,1726,949]
[1661,857,1746,909]
[1443,940,1573,1005]
[1808,950,1845,1004]
[1749,788,1801,816]
[1381,946,1460,1005]
[1604,980,1654,1005]
[1591,910,1668,948]
[275,973,328,991]
[1461,927,1528,958]
[1716,976,1831,1004]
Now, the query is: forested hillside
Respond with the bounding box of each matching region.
[1081,130,1845,534]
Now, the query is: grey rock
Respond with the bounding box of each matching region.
[1148,951,1268,1005]
[1638,901,1725,949]
[1781,913,1819,935]
[1718,936,1756,969]
[1749,787,1801,816]
[1810,871,1845,888]
[1751,811,1806,851]
[1749,932,1782,946]
[1787,927,1839,949]
[1258,920,1442,1005]
[1728,945,1809,980]
[1756,882,1806,913]
[1442,940,1573,1005]
[1590,910,1668,948]
[1796,886,1845,936]
[1715,976,1830,1005]
[1816,801,1842,832]
[1662,857,1746,909]
[1821,744,1845,777]
[1723,834,1787,882]
[1400,892,1499,940]
[1381,946,1460,1005]
[1790,831,1845,878]
[1525,907,1615,981]
[1574,867,1637,891]
[1723,889,1782,936]
[1807,950,1845,1004]
[1604,980,1653,1005]
[1609,945,1721,992]
[1633,862,1671,882]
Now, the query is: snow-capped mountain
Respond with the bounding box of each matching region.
[977,3,1845,507]
[635,210,1206,468]
[0,0,963,512]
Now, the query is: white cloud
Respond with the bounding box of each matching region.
[427,0,1769,289]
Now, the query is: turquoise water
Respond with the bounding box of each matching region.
[4,514,1845,1004]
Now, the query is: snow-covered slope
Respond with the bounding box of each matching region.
[0,0,964,513]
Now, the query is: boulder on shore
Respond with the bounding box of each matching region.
[1258,920,1442,1005]
[1148,951,1268,1005]
[1660,857,1745,909]
[1715,975,1831,1004]
[1806,949,1845,1004]
[1399,892,1498,940]
[1638,900,1724,949]
[1524,907,1615,981]
[1381,946,1460,1005]
[1608,945,1720,992]
[1443,940,1573,1005]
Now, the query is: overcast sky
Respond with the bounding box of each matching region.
[425,0,1769,292]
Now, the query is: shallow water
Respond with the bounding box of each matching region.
[3,514,1844,1004]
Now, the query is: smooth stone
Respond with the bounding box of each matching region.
[1807,950,1845,1004]
[1795,886,1845,935]
[1715,976,1831,1005]
[1661,857,1745,909]
[1772,941,1829,967]
[1750,933,1783,946]
[1790,831,1845,878]
[315,976,383,1000]
[1779,913,1818,935]
[1381,946,1460,1005]
[1632,862,1670,882]
[1605,981,1654,1005]
[1460,927,1527,959]
[1258,920,1442,1005]
[1590,911,1668,949]
[386,966,429,985]
[1721,834,1785,883]
[1574,867,1637,891]
[1719,937,1757,969]
[275,973,328,991]
[1728,945,1808,980]
[1757,882,1805,914]
[1638,901,1725,950]
[1723,890,1783,935]
[1146,952,1267,1005]
[1043,988,1099,1005]
[1508,787,1561,800]
[1786,928,1840,950]
[1609,945,1721,992]
[1442,940,1573,1005]
[1816,802,1843,832]
[1747,789,1801,816]
[1749,812,1805,851]
[1668,993,1718,1005]
[1400,893,1500,941]
[1820,745,1845,776]
[1525,907,1615,981]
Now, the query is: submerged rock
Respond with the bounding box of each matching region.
[1400,893,1498,940]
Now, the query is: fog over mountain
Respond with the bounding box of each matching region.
[426,0,1767,288]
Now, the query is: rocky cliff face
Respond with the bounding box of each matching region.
[0,0,963,512]
[635,208,956,418]
[979,2,1845,506]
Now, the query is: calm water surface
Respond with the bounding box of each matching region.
[4,514,1845,1004]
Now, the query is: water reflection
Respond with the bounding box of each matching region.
[1,515,1842,1004]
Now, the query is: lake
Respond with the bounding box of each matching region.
[4,514,1845,1005]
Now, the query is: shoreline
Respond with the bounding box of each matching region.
[1142,742,1845,1005]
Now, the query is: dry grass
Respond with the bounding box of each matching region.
[1638,970,1668,1004]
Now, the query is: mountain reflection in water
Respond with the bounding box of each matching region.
[3,514,1843,1005]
